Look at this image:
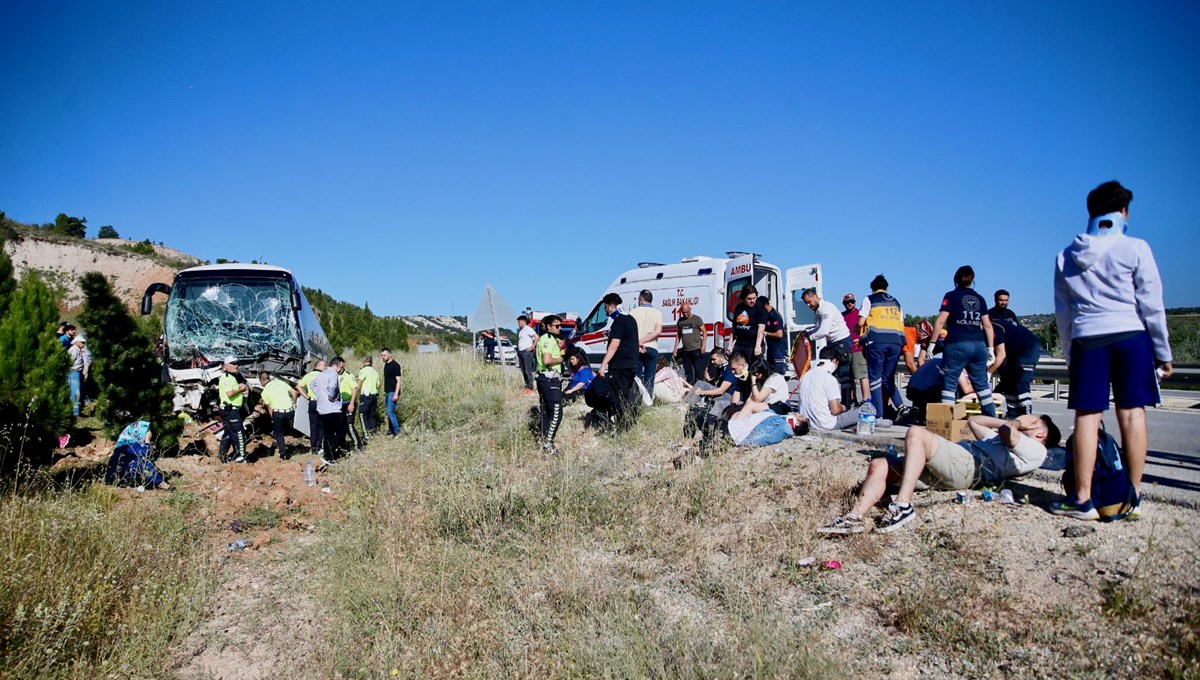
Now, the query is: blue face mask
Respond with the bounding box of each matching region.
[607,307,621,318]
[1087,211,1127,237]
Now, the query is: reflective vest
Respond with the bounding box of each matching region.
[260,378,295,411]
[864,290,904,346]
[297,370,320,400]
[357,366,381,396]
[218,372,245,408]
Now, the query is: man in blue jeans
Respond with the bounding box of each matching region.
[67,334,88,416]
[380,347,403,437]
[629,289,663,390]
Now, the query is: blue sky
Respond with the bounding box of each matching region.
[2,1,1198,318]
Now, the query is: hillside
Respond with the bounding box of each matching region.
[0,213,450,351]
[1,223,201,312]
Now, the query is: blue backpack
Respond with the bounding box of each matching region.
[1062,424,1137,522]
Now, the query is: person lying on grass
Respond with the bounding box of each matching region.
[819,413,1060,534]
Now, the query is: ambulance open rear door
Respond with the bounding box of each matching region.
[723,254,755,346]
[785,263,823,353]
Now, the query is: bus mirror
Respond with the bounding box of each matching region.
[141,282,171,316]
[291,289,302,311]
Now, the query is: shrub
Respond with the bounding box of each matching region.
[0,274,72,473]
[77,273,180,451]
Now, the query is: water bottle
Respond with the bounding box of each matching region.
[886,444,898,458]
[857,402,876,436]
[227,540,248,551]
[304,460,316,487]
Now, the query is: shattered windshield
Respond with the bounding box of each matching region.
[165,276,301,364]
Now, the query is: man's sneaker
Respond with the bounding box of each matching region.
[543,443,559,456]
[315,457,331,471]
[233,454,247,464]
[818,513,867,535]
[874,502,916,533]
[1049,497,1100,520]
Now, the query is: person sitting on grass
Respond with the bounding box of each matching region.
[819,413,1060,534]
[731,360,790,419]
[797,347,893,431]
[105,420,170,490]
[563,348,595,401]
[686,347,736,405]
[653,356,690,403]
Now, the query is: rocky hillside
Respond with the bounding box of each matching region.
[1,226,201,312]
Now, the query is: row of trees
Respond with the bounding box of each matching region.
[304,288,411,357]
[0,209,121,240]
[0,235,177,475]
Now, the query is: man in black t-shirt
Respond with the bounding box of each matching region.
[598,293,641,427]
[381,347,403,436]
[731,285,767,360]
[989,289,1019,324]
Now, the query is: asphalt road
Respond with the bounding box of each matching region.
[1034,399,1200,505]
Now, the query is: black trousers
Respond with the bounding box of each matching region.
[307,399,324,453]
[677,349,705,385]
[271,410,293,459]
[320,412,346,459]
[218,406,246,461]
[359,394,378,433]
[536,374,563,445]
[608,368,639,427]
[343,403,365,450]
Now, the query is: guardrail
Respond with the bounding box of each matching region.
[1033,358,1198,399]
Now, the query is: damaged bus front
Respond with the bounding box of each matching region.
[142,264,332,416]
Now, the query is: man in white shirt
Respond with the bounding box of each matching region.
[516,315,538,395]
[796,347,859,431]
[628,289,664,390]
[819,413,1060,535]
[801,289,853,404]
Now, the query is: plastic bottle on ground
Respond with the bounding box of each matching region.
[304,460,316,487]
[857,402,877,436]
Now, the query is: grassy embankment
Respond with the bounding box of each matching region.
[0,480,214,678]
[302,354,1200,677]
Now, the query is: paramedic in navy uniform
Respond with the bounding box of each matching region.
[931,265,997,417]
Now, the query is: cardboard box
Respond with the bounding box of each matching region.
[928,418,976,443]
[927,402,966,422]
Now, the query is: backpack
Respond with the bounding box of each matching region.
[584,376,616,413]
[1062,424,1137,522]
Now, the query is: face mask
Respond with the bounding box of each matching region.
[607,307,621,318]
[1087,211,1127,236]
[735,367,748,380]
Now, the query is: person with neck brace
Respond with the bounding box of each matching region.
[1051,180,1172,521]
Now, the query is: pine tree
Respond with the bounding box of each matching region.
[0,236,15,320]
[0,274,72,470]
[77,272,181,450]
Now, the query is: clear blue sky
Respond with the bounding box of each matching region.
[2,1,1198,318]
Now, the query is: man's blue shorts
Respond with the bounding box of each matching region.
[1068,331,1159,411]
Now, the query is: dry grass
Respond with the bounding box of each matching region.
[301,353,1200,678]
[0,483,214,679]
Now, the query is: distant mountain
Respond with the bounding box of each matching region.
[400,315,472,346]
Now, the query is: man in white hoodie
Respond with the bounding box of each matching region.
[1051,180,1173,520]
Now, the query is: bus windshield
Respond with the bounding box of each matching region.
[165,276,302,364]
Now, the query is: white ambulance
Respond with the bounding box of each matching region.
[574,252,824,371]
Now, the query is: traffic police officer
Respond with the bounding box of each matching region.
[218,356,249,463]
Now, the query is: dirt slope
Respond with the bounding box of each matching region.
[2,230,200,312]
